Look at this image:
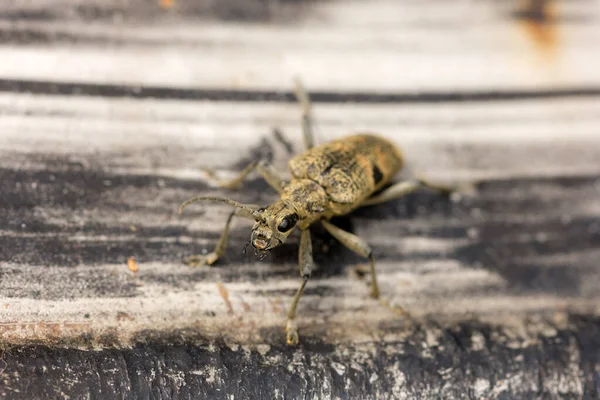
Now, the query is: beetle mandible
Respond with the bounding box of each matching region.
[179,79,457,345]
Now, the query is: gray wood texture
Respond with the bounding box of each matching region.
[1,0,600,398]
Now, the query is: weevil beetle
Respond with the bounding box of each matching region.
[179,79,457,345]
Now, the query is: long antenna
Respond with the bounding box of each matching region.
[178,196,264,221]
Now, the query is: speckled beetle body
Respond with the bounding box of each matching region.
[179,80,455,345]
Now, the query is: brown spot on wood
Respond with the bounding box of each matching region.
[159,0,175,9]
[116,312,135,321]
[217,282,233,314]
[127,256,139,273]
[265,294,282,315]
[516,0,559,60]
[240,300,251,313]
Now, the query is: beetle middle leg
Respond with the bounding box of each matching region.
[202,159,287,192]
[321,220,380,299]
[321,220,412,318]
[184,209,252,267]
[286,228,314,345]
[360,179,457,207]
[293,78,314,150]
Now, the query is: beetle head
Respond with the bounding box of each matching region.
[178,195,299,257]
[250,203,299,251]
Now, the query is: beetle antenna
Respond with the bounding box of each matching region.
[179,196,264,221]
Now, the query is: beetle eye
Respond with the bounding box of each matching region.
[277,213,298,233]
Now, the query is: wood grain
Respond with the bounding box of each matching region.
[1,0,600,398]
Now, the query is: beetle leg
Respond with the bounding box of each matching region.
[184,209,253,267]
[293,78,314,150]
[286,228,314,345]
[202,160,287,192]
[416,177,459,195]
[321,220,380,299]
[360,179,456,207]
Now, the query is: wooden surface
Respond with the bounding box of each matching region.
[1,0,600,398]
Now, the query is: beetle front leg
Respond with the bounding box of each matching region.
[321,220,380,298]
[202,159,287,192]
[286,228,314,345]
[184,209,251,267]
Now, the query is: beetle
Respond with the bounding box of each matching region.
[179,79,457,345]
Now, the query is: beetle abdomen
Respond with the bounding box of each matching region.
[288,134,403,205]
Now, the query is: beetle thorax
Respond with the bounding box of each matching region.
[280,179,329,228]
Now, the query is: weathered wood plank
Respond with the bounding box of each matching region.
[1,93,599,346]
[1,315,599,399]
[1,0,600,398]
[1,94,600,180]
[0,0,599,91]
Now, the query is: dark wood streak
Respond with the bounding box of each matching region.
[1,314,599,399]
[1,151,598,298]
[0,0,324,23]
[2,78,600,103]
